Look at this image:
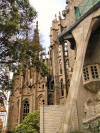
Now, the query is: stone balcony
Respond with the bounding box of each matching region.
[82,64,100,92]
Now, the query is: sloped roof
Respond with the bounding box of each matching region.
[0,107,6,112]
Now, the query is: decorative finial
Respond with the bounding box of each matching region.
[33,21,39,44]
[55,14,57,20]
[59,11,61,17]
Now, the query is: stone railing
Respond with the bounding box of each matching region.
[82,64,100,92]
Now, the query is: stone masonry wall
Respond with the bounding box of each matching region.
[40,105,65,133]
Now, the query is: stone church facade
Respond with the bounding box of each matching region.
[7,0,100,132]
[7,22,54,131]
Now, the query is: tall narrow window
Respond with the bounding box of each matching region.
[23,100,29,120]
[59,59,62,74]
[61,79,64,96]
[64,43,68,56]
[51,80,54,90]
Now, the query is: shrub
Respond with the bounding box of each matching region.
[6,131,15,133]
[15,111,40,133]
[70,131,84,133]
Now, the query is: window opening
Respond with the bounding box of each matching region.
[83,67,89,81]
[42,84,44,89]
[59,59,62,74]
[61,79,64,96]
[23,100,29,119]
[91,65,99,79]
[64,43,68,56]
[51,80,54,90]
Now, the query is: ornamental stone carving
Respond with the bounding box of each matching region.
[83,91,100,124]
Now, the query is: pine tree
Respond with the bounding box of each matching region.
[0,0,48,91]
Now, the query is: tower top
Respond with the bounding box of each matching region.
[33,21,40,44]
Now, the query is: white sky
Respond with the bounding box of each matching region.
[29,0,66,52]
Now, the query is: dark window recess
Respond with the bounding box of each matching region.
[59,59,62,74]
[83,67,89,81]
[23,100,29,120]
[42,84,44,89]
[91,66,99,79]
[60,64,62,74]
[51,80,54,90]
[61,79,64,96]
[48,94,53,105]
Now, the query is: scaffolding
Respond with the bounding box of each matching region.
[75,0,100,20]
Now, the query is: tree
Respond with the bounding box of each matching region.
[0,0,48,91]
[15,111,40,133]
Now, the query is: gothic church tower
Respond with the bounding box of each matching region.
[7,22,48,131]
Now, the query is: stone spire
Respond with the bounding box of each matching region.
[33,21,40,44]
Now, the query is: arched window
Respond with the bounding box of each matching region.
[23,100,29,120]
[61,79,64,96]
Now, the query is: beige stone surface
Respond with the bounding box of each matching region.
[40,105,65,133]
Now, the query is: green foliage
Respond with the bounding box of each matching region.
[70,131,84,133]
[15,111,40,133]
[85,121,100,133]
[6,131,15,133]
[0,0,49,91]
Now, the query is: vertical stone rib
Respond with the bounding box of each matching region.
[64,18,93,133]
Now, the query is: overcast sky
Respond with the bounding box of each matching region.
[29,0,66,52]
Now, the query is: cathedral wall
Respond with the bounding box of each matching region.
[7,68,48,131]
[65,0,83,28]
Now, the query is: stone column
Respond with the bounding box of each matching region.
[64,17,93,133]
